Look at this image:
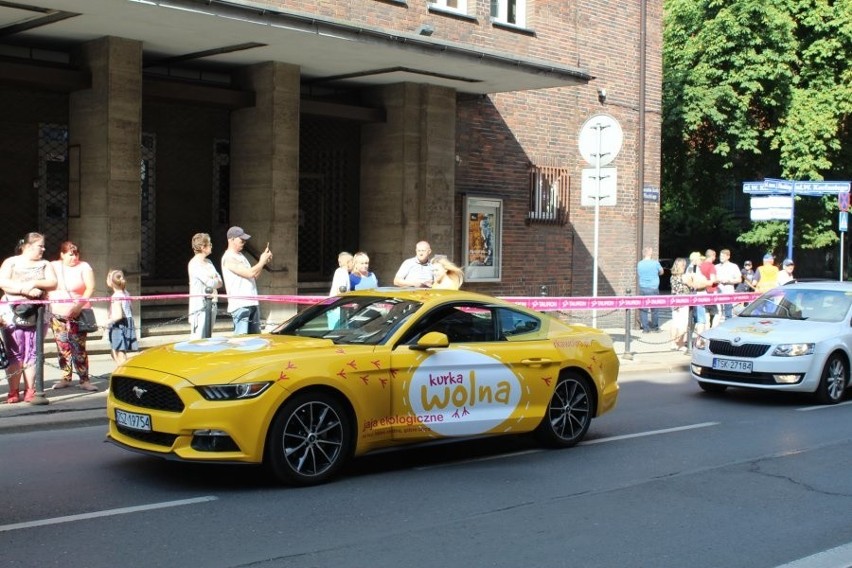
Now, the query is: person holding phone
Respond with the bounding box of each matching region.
[221,226,272,335]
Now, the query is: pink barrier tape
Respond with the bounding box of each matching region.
[0,291,760,311]
[502,292,759,311]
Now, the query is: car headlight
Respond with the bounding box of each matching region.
[693,335,708,350]
[772,343,814,357]
[196,382,272,401]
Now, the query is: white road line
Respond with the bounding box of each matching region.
[0,496,218,533]
[415,422,720,469]
[797,400,852,412]
[774,541,852,568]
[580,422,720,445]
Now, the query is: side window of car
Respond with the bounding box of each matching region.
[496,308,541,339]
[402,303,496,344]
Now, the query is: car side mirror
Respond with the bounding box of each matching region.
[410,331,450,350]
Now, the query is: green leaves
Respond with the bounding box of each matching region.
[662,0,852,255]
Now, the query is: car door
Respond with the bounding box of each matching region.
[388,302,558,442]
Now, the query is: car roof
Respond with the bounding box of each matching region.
[342,287,518,306]
[777,281,852,291]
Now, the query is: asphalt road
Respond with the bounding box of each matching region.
[2,370,852,568]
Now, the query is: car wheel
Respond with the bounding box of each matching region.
[535,372,593,448]
[697,381,728,394]
[266,392,352,486]
[815,353,848,405]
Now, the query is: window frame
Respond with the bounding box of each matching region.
[429,0,468,14]
[491,0,526,28]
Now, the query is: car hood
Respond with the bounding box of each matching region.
[704,316,839,344]
[118,335,340,383]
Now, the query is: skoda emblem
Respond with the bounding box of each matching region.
[731,336,742,345]
[132,386,147,399]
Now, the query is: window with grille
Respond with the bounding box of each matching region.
[491,0,526,27]
[528,164,569,225]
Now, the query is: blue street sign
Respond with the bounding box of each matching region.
[841,212,848,233]
[744,179,851,195]
[793,181,851,195]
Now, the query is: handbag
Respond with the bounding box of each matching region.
[0,327,10,369]
[76,308,99,333]
[12,303,38,328]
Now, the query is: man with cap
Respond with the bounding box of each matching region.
[777,258,796,286]
[221,226,273,334]
[753,253,779,293]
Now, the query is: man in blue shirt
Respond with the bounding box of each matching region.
[637,246,664,332]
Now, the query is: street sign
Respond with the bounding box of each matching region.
[793,181,851,195]
[751,196,793,209]
[743,179,851,196]
[839,192,850,212]
[751,208,792,221]
[841,212,848,233]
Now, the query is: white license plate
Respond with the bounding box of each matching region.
[712,358,753,373]
[115,409,152,432]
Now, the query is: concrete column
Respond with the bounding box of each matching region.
[230,62,300,327]
[69,37,143,329]
[361,83,456,284]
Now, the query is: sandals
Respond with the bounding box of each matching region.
[6,392,20,404]
[78,381,98,392]
[53,380,73,390]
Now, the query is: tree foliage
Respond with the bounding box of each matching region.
[662,0,852,258]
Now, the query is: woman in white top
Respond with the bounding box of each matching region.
[188,233,223,339]
[0,232,57,403]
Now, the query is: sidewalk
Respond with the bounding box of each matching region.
[0,323,691,434]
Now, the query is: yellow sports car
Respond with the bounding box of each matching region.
[107,289,619,485]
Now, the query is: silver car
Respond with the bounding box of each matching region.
[690,281,852,404]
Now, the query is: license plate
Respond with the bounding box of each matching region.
[115,409,152,432]
[712,358,753,373]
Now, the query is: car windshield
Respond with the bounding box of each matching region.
[739,288,852,322]
[273,296,422,345]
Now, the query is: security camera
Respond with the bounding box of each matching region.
[597,88,607,103]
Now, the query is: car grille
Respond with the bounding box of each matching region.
[696,368,783,385]
[111,376,185,412]
[116,425,179,448]
[708,340,770,358]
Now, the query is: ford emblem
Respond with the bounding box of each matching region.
[132,386,147,399]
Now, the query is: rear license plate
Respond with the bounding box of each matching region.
[115,409,152,432]
[712,358,753,373]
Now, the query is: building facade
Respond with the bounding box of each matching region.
[0,0,661,325]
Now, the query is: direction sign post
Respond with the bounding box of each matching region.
[743,179,851,271]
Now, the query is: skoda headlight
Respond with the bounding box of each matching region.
[197,382,272,400]
[772,343,814,357]
[693,335,708,350]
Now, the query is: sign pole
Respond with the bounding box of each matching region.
[787,183,795,260]
[591,121,611,329]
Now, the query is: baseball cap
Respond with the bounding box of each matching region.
[762,253,774,261]
[227,226,251,240]
[743,260,752,266]
[782,258,794,267]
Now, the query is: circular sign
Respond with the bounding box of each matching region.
[578,114,623,167]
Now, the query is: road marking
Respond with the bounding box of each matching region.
[581,422,720,445]
[414,422,720,469]
[0,496,217,533]
[797,400,852,412]
[774,541,852,568]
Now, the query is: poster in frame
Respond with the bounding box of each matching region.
[463,196,502,282]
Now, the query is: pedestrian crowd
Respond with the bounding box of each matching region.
[0,232,138,403]
[638,247,796,353]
